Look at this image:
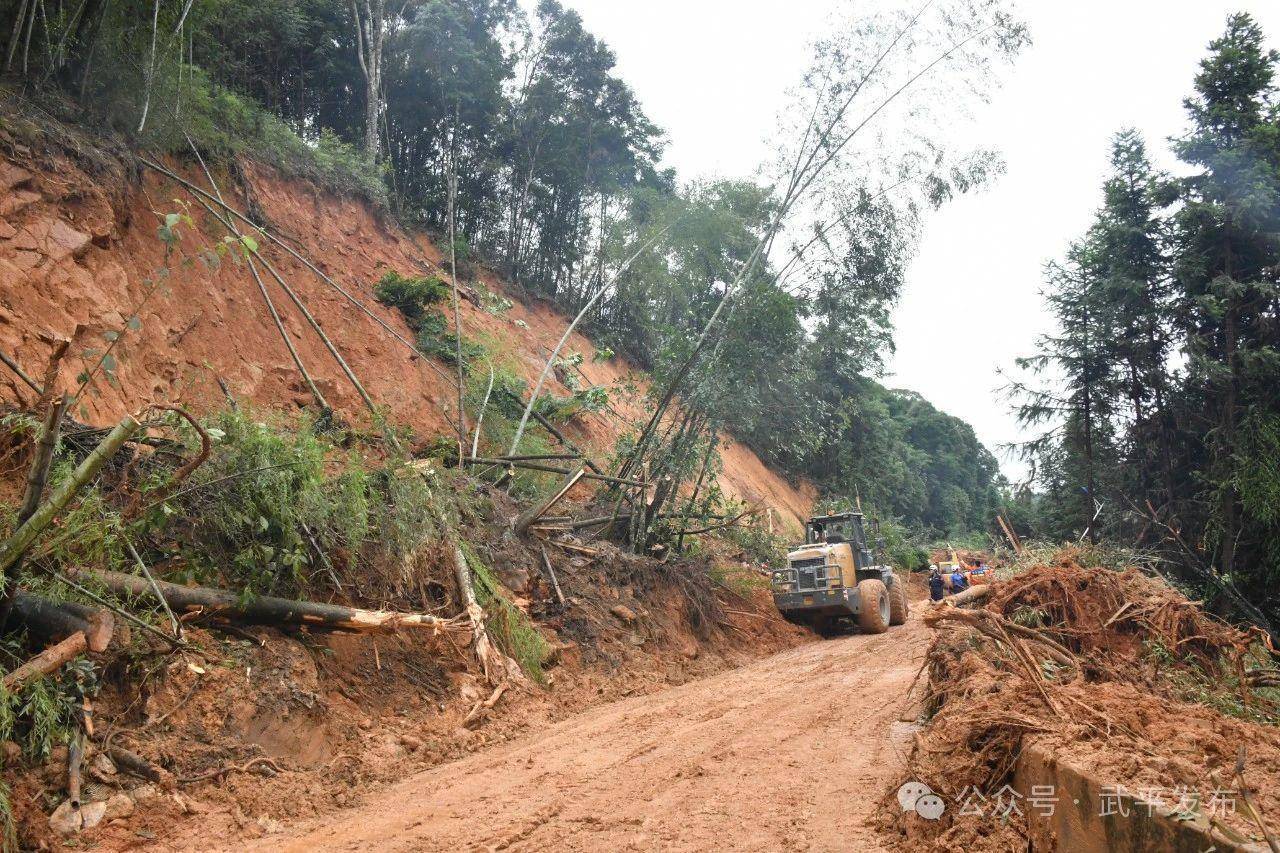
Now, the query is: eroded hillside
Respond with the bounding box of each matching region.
[0,144,813,530]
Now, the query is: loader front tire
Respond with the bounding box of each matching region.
[856,579,890,634]
[888,577,909,626]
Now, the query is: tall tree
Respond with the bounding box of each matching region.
[1089,129,1177,508]
[1008,240,1120,543]
[1171,12,1280,577]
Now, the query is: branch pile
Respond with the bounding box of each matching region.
[886,549,1280,852]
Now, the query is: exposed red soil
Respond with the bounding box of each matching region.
[885,555,1280,851]
[0,149,814,532]
[183,582,930,852]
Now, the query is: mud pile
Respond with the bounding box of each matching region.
[886,550,1280,851]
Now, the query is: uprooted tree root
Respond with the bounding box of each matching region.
[882,550,1280,852]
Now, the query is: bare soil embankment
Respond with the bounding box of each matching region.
[0,143,813,530]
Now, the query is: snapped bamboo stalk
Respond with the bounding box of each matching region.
[0,348,41,394]
[497,389,608,477]
[460,457,646,488]
[192,191,378,417]
[508,226,671,456]
[471,359,495,459]
[539,544,565,608]
[247,254,330,411]
[92,570,465,634]
[67,733,83,810]
[450,543,523,686]
[0,416,139,579]
[251,243,382,419]
[515,467,585,536]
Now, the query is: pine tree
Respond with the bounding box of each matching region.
[1009,239,1120,544]
[1171,12,1280,578]
[1087,129,1177,509]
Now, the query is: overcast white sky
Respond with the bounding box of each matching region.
[547,1,1280,481]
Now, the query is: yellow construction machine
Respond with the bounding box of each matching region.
[769,511,908,636]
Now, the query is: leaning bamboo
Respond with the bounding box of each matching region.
[92,571,465,634]
[0,348,41,394]
[508,227,670,456]
[515,467,585,536]
[247,254,330,410]
[139,158,461,425]
[0,417,139,578]
[460,457,646,488]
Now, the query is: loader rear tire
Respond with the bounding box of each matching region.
[888,577,909,626]
[856,579,889,634]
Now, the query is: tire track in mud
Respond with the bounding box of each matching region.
[219,610,930,853]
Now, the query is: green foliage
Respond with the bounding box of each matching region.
[374,272,449,327]
[1012,13,1280,628]
[413,312,486,372]
[0,650,96,762]
[147,68,388,208]
[716,524,787,568]
[462,544,549,684]
[141,407,447,598]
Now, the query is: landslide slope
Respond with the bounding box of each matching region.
[0,141,813,528]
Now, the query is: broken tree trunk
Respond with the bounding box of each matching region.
[3,631,87,691]
[514,467,585,536]
[10,592,114,653]
[0,416,139,578]
[450,543,523,686]
[92,571,464,634]
[940,583,993,608]
[996,514,1023,555]
[0,391,70,625]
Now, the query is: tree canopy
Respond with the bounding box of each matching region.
[1010,12,1280,627]
[0,0,1016,539]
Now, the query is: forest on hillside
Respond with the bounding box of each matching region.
[0,0,1021,538]
[1009,13,1280,628]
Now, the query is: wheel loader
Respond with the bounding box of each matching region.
[770,511,907,636]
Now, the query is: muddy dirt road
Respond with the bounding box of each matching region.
[224,609,929,853]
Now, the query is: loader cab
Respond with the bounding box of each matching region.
[804,512,877,573]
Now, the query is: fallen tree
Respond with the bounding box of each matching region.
[92,570,467,634]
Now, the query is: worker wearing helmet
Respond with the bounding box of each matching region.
[928,566,945,601]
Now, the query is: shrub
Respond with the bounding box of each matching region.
[136,67,390,209]
[374,272,449,328]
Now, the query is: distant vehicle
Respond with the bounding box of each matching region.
[770,511,908,636]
